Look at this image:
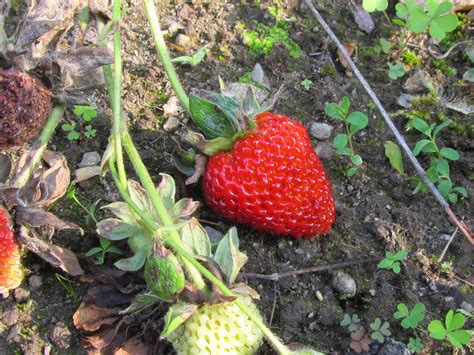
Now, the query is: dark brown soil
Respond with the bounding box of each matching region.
[1,1,472,354]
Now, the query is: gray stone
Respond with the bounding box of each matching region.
[78,151,101,168]
[332,271,357,298]
[378,338,410,355]
[403,70,430,93]
[350,3,375,33]
[28,275,43,289]
[7,325,19,343]
[50,322,72,350]
[14,287,30,303]
[175,34,191,49]
[310,122,333,140]
[461,301,474,313]
[314,142,335,160]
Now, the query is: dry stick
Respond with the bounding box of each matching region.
[438,227,458,263]
[241,258,380,282]
[302,0,474,246]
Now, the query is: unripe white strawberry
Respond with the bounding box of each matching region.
[168,294,264,354]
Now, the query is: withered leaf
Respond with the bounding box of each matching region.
[231,283,261,300]
[337,42,357,77]
[185,154,207,185]
[84,321,124,350]
[17,226,84,276]
[73,304,121,332]
[114,336,153,355]
[16,207,82,231]
[74,166,101,183]
[83,284,134,309]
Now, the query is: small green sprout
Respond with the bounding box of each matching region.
[395,0,459,41]
[86,238,123,265]
[171,45,209,66]
[410,118,467,203]
[63,104,98,141]
[407,337,423,353]
[300,79,312,91]
[393,303,426,329]
[55,273,77,301]
[374,38,392,55]
[324,96,368,177]
[388,62,406,80]
[340,313,362,332]
[428,310,472,349]
[370,318,391,343]
[84,125,97,139]
[73,104,97,121]
[66,184,100,225]
[378,250,408,274]
[62,121,81,141]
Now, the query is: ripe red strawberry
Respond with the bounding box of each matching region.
[203,112,335,238]
[0,209,23,293]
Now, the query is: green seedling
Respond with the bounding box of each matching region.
[324,96,368,177]
[402,50,421,66]
[238,71,269,91]
[407,337,423,353]
[410,118,467,203]
[66,184,100,225]
[239,6,301,59]
[378,250,408,274]
[300,79,312,91]
[384,141,404,175]
[393,303,426,329]
[86,238,124,265]
[341,313,362,332]
[55,273,77,301]
[370,318,391,343]
[394,0,458,41]
[388,62,406,80]
[374,38,392,55]
[62,105,98,140]
[171,45,209,66]
[433,58,457,77]
[428,310,472,349]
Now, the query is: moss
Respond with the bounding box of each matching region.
[319,64,337,77]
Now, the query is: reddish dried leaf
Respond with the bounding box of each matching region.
[73,304,121,332]
[16,207,82,231]
[114,336,153,355]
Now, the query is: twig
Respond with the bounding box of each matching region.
[241,258,380,281]
[302,0,474,246]
[428,40,474,59]
[453,274,474,288]
[269,282,278,326]
[438,227,458,263]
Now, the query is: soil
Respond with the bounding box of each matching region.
[1,1,473,354]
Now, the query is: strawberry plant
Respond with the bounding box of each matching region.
[324,96,369,177]
[378,250,407,274]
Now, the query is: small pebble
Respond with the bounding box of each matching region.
[175,34,191,49]
[50,322,72,350]
[14,287,30,303]
[205,226,223,244]
[7,325,19,343]
[28,275,43,289]
[461,301,474,313]
[369,289,376,296]
[314,142,335,160]
[315,290,324,301]
[332,271,357,298]
[78,151,101,168]
[310,122,333,140]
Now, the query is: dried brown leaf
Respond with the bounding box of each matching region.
[84,321,123,350]
[16,207,82,231]
[231,283,261,300]
[83,284,134,309]
[114,336,153,355]
[338,42,357,77]
[185,154,207,185]
[73,304,121,332]
[74,166,101,183]
[17,226,84,276]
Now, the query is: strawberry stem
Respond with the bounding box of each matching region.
[13,104,65,189]
[142,0,190,114]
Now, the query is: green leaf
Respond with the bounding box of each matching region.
[300,79,312,91]
[334,134,348,150]
[429,14,458,41]
[395,3,408,19]
[448,193,458,203]
[189,91,240,139]
[161,302,198,338]
[173,198,199,219]
[171,45,208,66]
[324,102,345,120]
[180,218,212,258]
[123,292,162,314]
[447,330,471,348]
[407,7,430,33]
[436,159,450,177]
[379,38,392,54]
[394,250,408,260]
[347,111,369,134]
[426,166,439,182]
[85,247,102,257]
[440,148,459,161]
[340,313,352,326]
[392,262,401,274]
[437,179,452,197]
[388,62,406,80]
[372,331,385,343]
[336,147,352,156]
[114,250,147,271]
[384,141,404,175]
[67,131,80,140]
[378,258,393,269]
[412,118,431,135]
[445,310,465,332]
[413,139,431,156]
[128,180,156,220]
[73,105,85,116]
[392,18,406,27]
[213,227,248,285]
[433,119,451,138]
[370,318,382,330]
[157,174,176,211]
[362,0,388,12]
[407,337,423,353]
[453,187,467,198]
[394,303,409,319]
[340,96,351,116]
[97,218,146,241]
[346,167,359,177]
[351,154,363,166]
[428,320,447,340]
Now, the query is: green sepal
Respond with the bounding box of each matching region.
[122,292,162,314]
[180,217,212,258]
[189,90,240,139]
[182,130,235,155]
[213,227,248,285]
[161,302,199,338]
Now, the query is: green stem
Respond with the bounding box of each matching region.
[97,19,115,107]
[383,10,391,24]
[142,0,190,114]
[111,1,127,189]
[13,104,65,188]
